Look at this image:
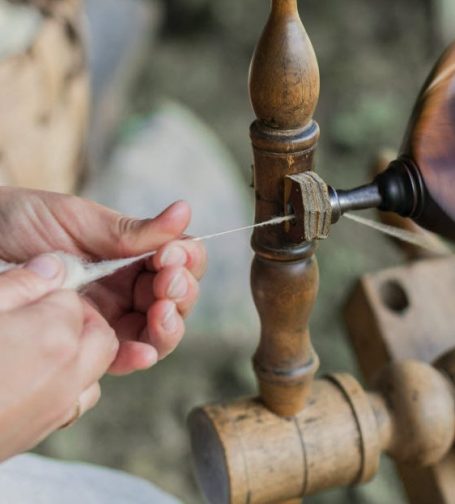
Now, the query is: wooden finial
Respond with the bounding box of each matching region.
[249,0,320,129]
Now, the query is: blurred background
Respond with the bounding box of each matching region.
[1,0,455,502]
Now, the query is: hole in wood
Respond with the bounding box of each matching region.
[380,279,410,314]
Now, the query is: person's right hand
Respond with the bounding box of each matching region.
[0,253,118,462]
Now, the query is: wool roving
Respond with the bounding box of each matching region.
[0,252,154,291]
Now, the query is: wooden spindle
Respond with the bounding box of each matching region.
[249,0,320,417]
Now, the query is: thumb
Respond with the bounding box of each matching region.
[0,254,66,312]
[108,200,191,258]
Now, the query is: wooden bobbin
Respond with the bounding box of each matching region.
[189,357,455,504]
[249,0,320,417]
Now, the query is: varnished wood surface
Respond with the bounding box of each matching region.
[345,255,455,504]
[249,0,321,416]
[400,42,455,237]
[190,5,455,504]
[371,150,451,260]
[249,0,319,130]
[189,357,455,503]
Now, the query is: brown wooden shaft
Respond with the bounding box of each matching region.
[251,241,319,417]
[189,359,455,504]
[249,0,320,417]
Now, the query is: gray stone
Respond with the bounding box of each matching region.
[85,0,161,170]
[83,101,258,342]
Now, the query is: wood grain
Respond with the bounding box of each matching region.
[0,0,88,193]
[189,358,455,503]
[249,0,320,417]
[345,256,455,504]
[400,42,455,238]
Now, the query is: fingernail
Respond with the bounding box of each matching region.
[25,254,62,280]
[161,246,187,267]
[167,271,188,299]
[162,304,178,332]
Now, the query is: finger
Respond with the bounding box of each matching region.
[78,382,101,416]
[143,300,185,359]
[108,341,158,375]
[108,201,191,257]
[54,196,191,259]
[151,239,207,280]
[133,272,157,313]
[109,313,158,374]
[153,267,199,318]
[60,382,101,428]
[3,290,85,373]
[0,254,66,311]
[111,312,146,341]
[76,301,119,389]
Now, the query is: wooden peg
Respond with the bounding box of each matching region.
[249,0,320,417]
[370,150,451,260]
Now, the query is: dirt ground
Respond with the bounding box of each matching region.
[36,0,450,502]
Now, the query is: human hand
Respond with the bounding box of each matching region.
[0,254,118,461]
[0,187,207,374]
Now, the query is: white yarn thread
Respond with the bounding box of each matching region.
[344,213,448,255]
[0,213,446,291]
[0,215,293,291]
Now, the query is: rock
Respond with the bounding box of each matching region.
[83,101,258,343]
[85,0,161,170]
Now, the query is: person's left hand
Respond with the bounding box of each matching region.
[0,187,207,375]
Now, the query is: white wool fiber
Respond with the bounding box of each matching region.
[0,215,293,290]
[0,252,154,291]
[57,252,154,290]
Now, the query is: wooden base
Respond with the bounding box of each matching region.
[189,377,381,504]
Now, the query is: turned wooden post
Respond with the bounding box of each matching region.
[250,0,320,417]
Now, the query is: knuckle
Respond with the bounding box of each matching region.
[0,273,38,308]
[42,328,79,365]
[38,292,84,364]
[54,395,80,427]
[165,326,185,357]
[190,242,208,278]
[190,275,200,297]
[101,325,118,352]
[44,290,84,320]
[114,216,140,256]
[87,384,102,411]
